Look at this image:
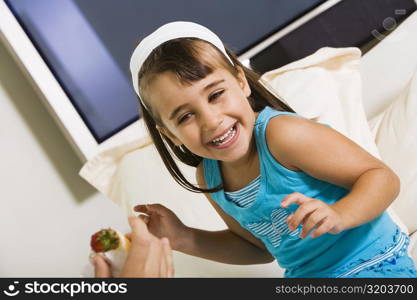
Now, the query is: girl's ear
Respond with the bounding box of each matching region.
[236,66,251,97]
[156,125,183,146]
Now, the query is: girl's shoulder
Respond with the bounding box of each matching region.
[265,112,311,139]
[264,111,331,153]
[255,106,299,126]
[263,114,312,172]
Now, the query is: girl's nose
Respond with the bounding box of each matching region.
[200,109,223,132]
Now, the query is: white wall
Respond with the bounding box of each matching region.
[0,39,129,277]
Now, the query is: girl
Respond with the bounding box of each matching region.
[129,21,417,277]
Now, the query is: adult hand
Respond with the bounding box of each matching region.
[92,215,174,278]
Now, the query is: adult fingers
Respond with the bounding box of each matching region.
[128,216,152,242]
[162,238,175,278]
[92,254,112,278]
[138,214,150,224]
[159,238,174,278]
[159,239,167,277]
[144,238,164,277]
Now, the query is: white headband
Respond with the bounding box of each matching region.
[129,21,234,108]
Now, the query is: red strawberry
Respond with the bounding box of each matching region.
[90,228,120,253]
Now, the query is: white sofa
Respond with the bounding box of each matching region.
[80,11,417,277]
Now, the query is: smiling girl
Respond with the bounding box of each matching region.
[129,22,417,277]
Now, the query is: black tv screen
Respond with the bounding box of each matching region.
[5,0,324,143]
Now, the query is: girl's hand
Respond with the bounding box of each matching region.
[134,204,188,250]
[281,192,346,239]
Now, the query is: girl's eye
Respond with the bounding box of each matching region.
[209,90,224,102]
[178,112,193,124]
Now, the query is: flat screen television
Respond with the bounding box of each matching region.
[0,0,350,161]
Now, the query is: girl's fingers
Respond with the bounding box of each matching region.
[287,201,319,231]
[134,204,170,216]
[281,192,310,208]
[310,218,333,238]
[300,209,327,239]
[146,204,171,216]
[134,204,150,213]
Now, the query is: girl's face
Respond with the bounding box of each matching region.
[147,67,256,164]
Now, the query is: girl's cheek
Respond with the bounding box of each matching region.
[179,126,198,142]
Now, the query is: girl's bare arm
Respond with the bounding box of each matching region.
[266,115,400,231]
[173,165,274,265]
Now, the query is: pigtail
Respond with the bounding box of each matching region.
[225,49,295,114]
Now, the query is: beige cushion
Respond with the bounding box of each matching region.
[360,11,417,119]
[260,47,380,158]
[370,69,417,235]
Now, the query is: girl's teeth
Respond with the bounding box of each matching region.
[212,126,236,145]
[213,128,232,143]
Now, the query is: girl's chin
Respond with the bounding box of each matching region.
[213,143,252,163]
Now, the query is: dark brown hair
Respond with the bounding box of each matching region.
[136,38,294,193]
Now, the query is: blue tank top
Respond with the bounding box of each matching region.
[202,106,400,277]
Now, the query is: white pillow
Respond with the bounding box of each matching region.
[260,47,380,158]
[370,69,417,235]
[360,10,417,119]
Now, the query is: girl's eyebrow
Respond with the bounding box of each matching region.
[202,79,225,92]
[169,103,189,120]
[169,79,225,120]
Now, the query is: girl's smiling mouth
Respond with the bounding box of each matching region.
[208,123,239,149]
